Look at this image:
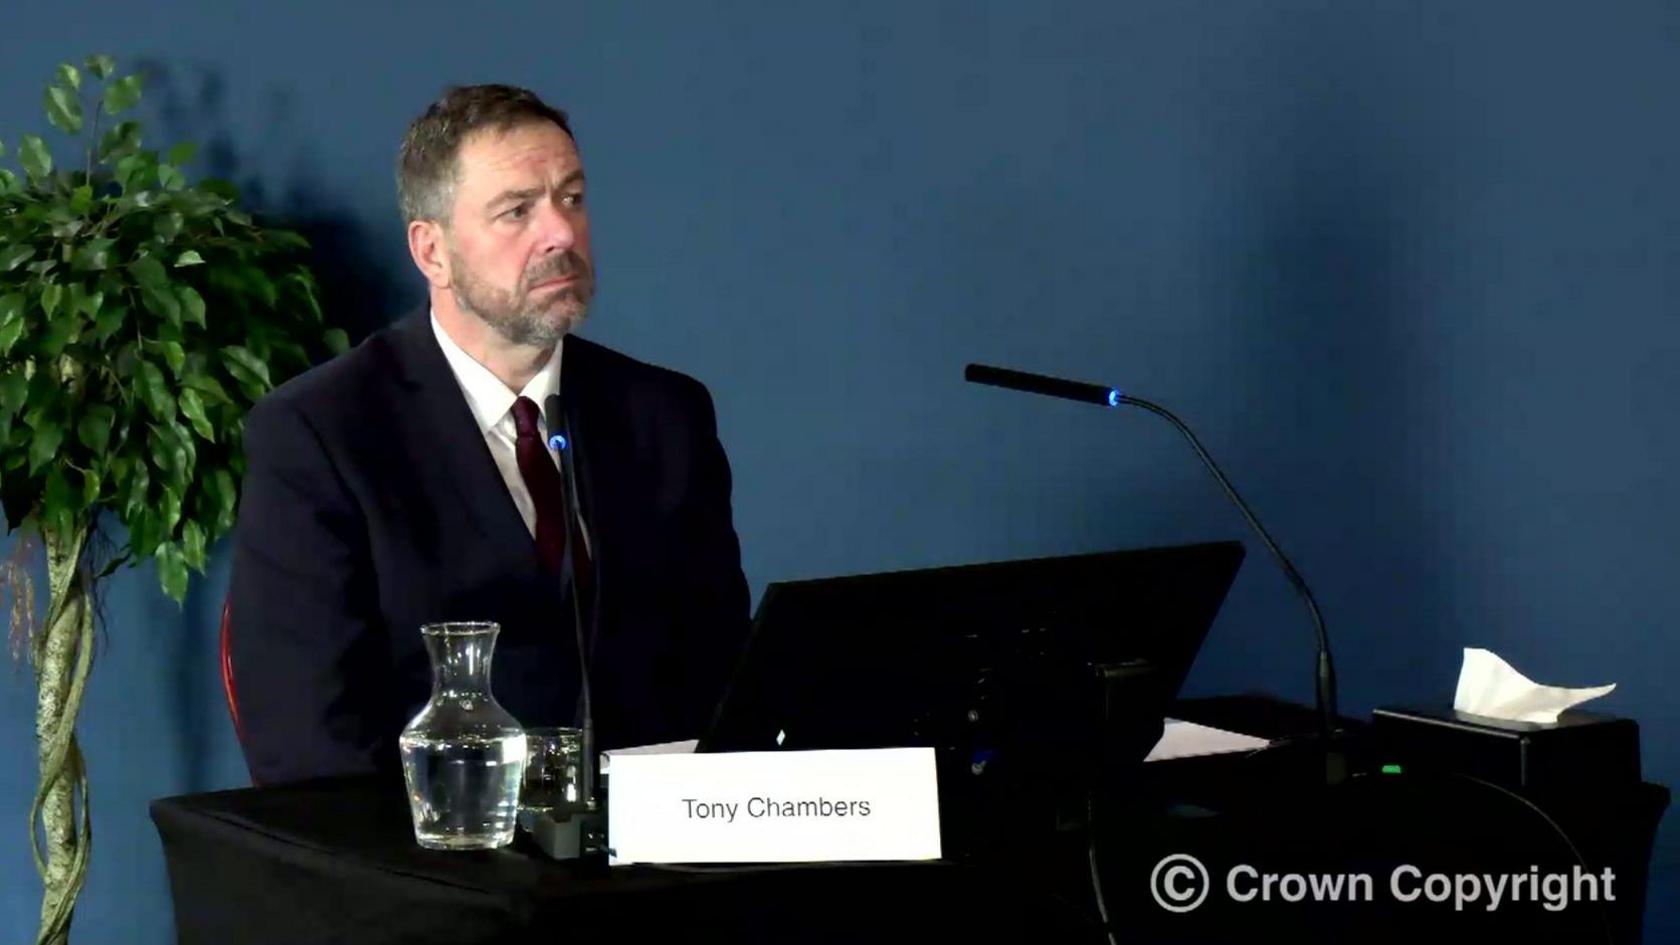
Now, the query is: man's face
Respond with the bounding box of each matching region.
[443,121,594,346]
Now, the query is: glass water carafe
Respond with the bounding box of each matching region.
[399,621,528,850]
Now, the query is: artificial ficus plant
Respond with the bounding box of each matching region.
[0,55,345,944]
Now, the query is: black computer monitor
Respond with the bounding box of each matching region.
[699,540,1246,857]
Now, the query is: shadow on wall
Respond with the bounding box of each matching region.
[1217,27,1462,701]
[138,58,409,343]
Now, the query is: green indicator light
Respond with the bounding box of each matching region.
[1381,763,1403,775]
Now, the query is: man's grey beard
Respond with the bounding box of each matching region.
[449,249,595,347]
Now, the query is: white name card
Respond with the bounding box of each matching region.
[606,747,942,865]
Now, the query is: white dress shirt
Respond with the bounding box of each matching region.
[430,313,564,539]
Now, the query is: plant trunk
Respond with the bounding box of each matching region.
[33,523,94,945]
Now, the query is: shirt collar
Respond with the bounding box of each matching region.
[430,310,564,436]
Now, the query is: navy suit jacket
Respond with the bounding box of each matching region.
[227,311,751,785]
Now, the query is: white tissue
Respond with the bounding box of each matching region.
[1452,647,1615,725]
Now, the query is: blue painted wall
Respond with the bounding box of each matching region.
[2,1,1675,940]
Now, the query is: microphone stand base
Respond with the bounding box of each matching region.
[519,807,607,862]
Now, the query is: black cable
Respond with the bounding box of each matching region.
[1444,773,1619,945]
[1085,791,1121,945]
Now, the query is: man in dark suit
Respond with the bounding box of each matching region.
[227,85,750,786]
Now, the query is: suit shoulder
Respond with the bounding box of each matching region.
[572,336,714,408]
[249,322,405,431]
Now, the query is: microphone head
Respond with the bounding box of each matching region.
[543,393,567,451]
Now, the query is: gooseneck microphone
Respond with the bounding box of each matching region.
[545,393,596,810]
[963,363,1341,744]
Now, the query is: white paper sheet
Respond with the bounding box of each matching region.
[1144,719,1271,762]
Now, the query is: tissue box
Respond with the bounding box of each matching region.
[1371,706,1641,792]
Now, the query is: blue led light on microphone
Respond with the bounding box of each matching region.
[1106,389,1122,408]
[548,432,567,451]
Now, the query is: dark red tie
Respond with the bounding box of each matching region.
[510,396,571,573]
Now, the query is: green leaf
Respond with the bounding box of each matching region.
[19,135,52,179]
[165,141,197,166]
[157,541,188,603]
[149,419,195,480]
[102,74,143,116]
[46,506,77,544]
[41,282,64,318]
[227,264,279,310]
[114,153,155,192]
[154,211,184,243]
[71,239,115,271]
[171,416,197,472]
[141,284,182,326]
[97,120,141,163]
[178,285,206,328]
[267,230,312,253]
[28,420,63,474]
[182,372,230,404]
[38,311,77,356]
[147,422,182,477]
[136,360,176,420]
[67,282,95,319]
[130,254,168,291]
[160,485,183,532]
[158,165,185,191]
[173,250,205,267]
[225,346,271,383]
[178,388,214,441]
[45,85,84,135]
[77,405,116,452]
[0,169,17,195]
[288,272,323,322]
[197,180,236,204]
[83,468,102,506]
[49,217,84,241]
[57,63,81,92]
[0,319,24,356]
[123,459,150,519]
[45,465,74,507]
[205,467,236,534]
[157,339,186,376]
[0,293,28,328]
[128,507,158,558]
[43,467,76,541]
[69,184,93,214]
[221,346,271,390]
[85,55,115,80]
[91,304,128,343]
[181,519,207,570]
[0,372,27,415]
[324,328,349,355]
[0,245,34,272]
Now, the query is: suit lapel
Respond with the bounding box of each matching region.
[388,311,535,559]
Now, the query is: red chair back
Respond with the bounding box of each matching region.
[219,598,247,751]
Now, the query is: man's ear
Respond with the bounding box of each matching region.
[406,219,452,289]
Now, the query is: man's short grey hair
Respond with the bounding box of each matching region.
[396,84,574,225]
